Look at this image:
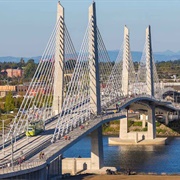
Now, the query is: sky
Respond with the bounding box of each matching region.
[0,0,179,57]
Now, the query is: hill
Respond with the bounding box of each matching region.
[0,50,180,63]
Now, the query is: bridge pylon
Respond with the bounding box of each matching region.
[89,2,101,115]
[53,1,65,115]
[137,25,160,97]
[122,25,130,96]
[89,2,103,169]
[146,25,154,97]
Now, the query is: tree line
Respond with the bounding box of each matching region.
[0,58,180,85]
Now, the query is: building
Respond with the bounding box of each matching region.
[1,68,23,78]
[0,85,16,97]
[16,84,29,96]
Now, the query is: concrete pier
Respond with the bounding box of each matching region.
[147,103,156,139]
[91,127,104,169]
[110,103,168,145]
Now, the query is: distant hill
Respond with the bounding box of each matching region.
[0,50,180,63]
[108,50,180,62]
[0,56,41,64]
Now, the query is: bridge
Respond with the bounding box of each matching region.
[0,1,179,179]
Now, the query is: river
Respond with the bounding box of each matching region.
[64,136,180,174]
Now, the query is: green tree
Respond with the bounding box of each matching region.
[15,96,24,109]
[23,59,37,81]
[4,92,15,113]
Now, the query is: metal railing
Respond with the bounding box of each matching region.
[0,159,46,174]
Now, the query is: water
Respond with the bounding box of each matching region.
[64,136,180,174]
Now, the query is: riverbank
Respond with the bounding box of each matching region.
[65,174,180,180]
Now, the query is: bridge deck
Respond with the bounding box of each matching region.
[0,111,124,177]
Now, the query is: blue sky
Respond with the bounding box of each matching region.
[0,0,179,56]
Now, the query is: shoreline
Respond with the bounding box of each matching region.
[103,134,180,137]
[65,174,180,180]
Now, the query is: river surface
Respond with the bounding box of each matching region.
[64,136,180,174]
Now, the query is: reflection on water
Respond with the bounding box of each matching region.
[64,136,180,174]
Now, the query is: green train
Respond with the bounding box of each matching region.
[26,120,45,136]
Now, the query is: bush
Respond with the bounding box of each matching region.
[128,120,134,127]
[111,120,120,125]
[133,121,142,126]
[142,127,147,131]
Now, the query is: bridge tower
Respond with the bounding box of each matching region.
[146,25,154,97]
[52,1,65,115]
[89,2,103,169]
[89,2,101,115]
[122,26,130,96]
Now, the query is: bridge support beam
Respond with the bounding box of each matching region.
[91,126,104,169]
[52,2,65,115]
[147,103,156,139]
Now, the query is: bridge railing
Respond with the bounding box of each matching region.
[102,94,158,110]
[0,159,46,175]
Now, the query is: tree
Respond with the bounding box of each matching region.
[4,92,15,113]
[20,58,25,64]
[15,96,24,109]
[23,59,37,81]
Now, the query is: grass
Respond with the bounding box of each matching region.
[110,120,120,125]
[142,127,147,131]
[156,121,161,127]
[133,121,142,126]
[156,128,166,134]
[128,120,134,127]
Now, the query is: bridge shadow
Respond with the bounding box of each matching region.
[40,128,54,136]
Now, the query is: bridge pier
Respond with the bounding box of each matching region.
[91,126,104,169]
[46,155,63,179]
[109,103,168,145]
[119,109,128,139]
[147,103,156,139]
[140,113,147,128]
[159,110,169,125]
[165,112,169,125]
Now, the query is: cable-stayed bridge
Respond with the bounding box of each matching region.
[0,1,179,179]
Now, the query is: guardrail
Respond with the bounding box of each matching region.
[0,114,59,151]
[0,159,45,174]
